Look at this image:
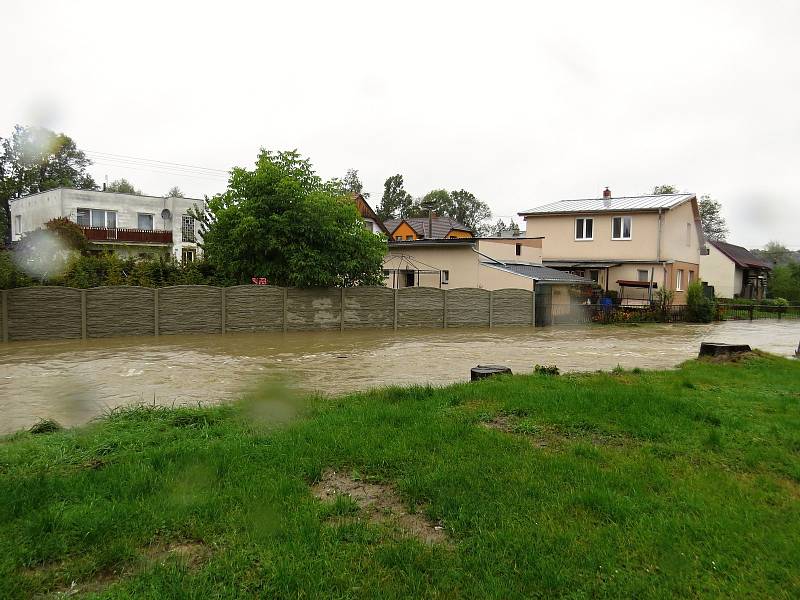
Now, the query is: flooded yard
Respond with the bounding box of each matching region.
[1,320,799,434]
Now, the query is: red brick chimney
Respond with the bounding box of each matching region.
[603,187,611,198]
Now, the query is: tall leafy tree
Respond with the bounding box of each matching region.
[342,169,368,199]
[755,241,797,266]
[698,194,728,241]
[0,125,96,242]
[199,149,386,287]
[407,188,491,234]
[488,218,521,237]
[106,178,143,195]
[376,174,413,220]
[652,184,679,194]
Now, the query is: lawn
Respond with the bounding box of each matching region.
[1,353,799,598]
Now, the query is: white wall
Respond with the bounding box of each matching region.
[9,188,205,260]
[699,243,736,298]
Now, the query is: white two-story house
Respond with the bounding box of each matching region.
[519,189,705,304]
[10,188,205,262]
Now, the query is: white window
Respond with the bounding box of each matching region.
[138,213,154,231]
[637,269,649,282]
[181,248,195,263]
[441,270,450,285]
[14,215,21,236]
[676,269,684,291]
[612,216,632,240]
[89,209,116,228]
[575,217,593,240]
[76,208,90,227]
[181,215,196,242]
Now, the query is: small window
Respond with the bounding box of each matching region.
[394,235,402,241]
[515,243,522,256]
[637,269,649,282]
[89,209,116,228]
[589,269,599,283]
[14,215,21,235]
[138,213,154,230]
[441,270,449,284]
[181,215,196,242]
[688,270,694,284]
[612,216,632,240]
[76,208,90,226]
[575,217,593,240]
[406,235,413,241]
[676,269,684,291]
[686,223,692,246]
[181,248,195,263]
[404,271,415,287]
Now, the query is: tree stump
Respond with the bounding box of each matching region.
[471,365,512,381]
[698,342,751,358]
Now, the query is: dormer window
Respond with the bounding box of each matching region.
[612,216,632,240]
[575,217,593,240]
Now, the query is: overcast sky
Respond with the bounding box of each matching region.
[3,0,799,248]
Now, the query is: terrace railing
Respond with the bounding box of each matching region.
[81,227,172,244]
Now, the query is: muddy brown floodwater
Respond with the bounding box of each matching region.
[1,320,799,434]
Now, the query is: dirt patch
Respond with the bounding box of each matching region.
[29,540,210,597]
[481,416,630,448]
[312,470,448,545]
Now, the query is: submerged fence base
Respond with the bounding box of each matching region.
[0,285,536,343]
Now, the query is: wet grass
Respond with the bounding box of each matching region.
[1,353,799,598]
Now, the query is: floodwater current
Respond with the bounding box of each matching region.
[1,320,799,434]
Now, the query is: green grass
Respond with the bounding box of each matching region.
[1,353,799,598]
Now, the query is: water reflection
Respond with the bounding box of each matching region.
[1,321,798,434]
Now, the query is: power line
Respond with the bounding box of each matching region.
[90,159,228,182]
[85,150,228,174]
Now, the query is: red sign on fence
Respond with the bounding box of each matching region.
[251,277,269,286]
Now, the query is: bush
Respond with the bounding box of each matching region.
[686,281,715,323]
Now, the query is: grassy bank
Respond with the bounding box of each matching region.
[1,354,799,598]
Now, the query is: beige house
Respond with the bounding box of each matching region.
[699,240,772,299]
[382,237,589,313]
[518,189,704,304]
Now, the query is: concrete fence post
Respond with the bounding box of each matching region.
[80,290,87,340]
[340,287,345,331]
[154,288,160,336]
[489,290,494,328]
[443,289,448,328]
[221,287,227,335]
[283,287,288,332]
[393,289,398,330]
[1,290,8,343]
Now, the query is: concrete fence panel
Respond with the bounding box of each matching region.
[343,287,395,329]
[158,285,223,335]
[397,287,444,327]
[7,287,83,341]
[87,287,156,338]
[492,288,534,326]
[286,288,341,330]
[225,285,284,332]
[446,288,491,327]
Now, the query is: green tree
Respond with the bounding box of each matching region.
[756,241,796,266]
[698,195,728,241]
[652,184,679,194]
[408,188,491,234]
[199,149,386,287]
[341,169,368,199]
[487,218,520,237]
[0,125,96,243]
[376,174,413,220]
[768,263,800,302]
[106,178,142,195]
[686,280,715,322]
[164,186,185,198]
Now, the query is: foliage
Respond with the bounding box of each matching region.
[164,186,185,198]
[2,355,799,597]
[200,149,386,287]
[533,364,560,376]
[106,178,143,195]
[698,194,728,241]
[406,188,492,234]
[376,174,413,220]
[755,241,799,267]
[0,125,96,243]
[768,263,800,302]
[331,169,369,200]
[43,217,89,251]
[652,184,679,194]
[487,218,521,237]
[0,251,33,289]
[686,280,715,322]
[655,287,675,316]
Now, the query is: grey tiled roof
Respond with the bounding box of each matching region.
[384,217,473,239]
[482,261,591,284]
[519,193,695,215]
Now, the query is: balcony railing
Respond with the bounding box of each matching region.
[81,227,173,244]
